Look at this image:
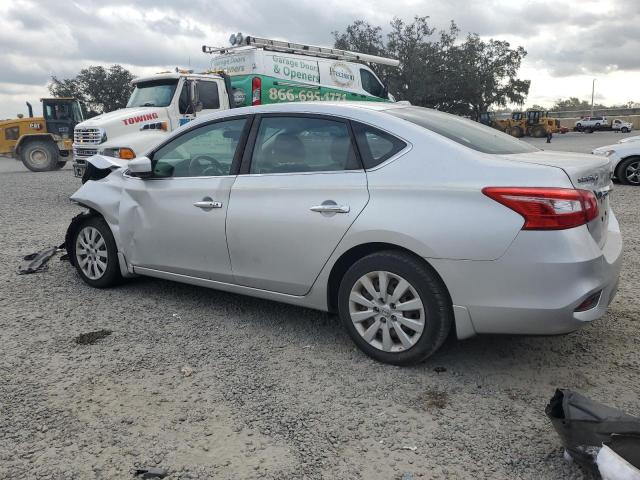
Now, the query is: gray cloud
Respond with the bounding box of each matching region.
[1,0,639,117]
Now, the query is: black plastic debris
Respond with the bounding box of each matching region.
[74,329,112,345]
[134,467,168,478]
[546,389,640,474]
[17,245,64,274]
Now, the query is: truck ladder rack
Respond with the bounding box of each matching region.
[202,35,400,67]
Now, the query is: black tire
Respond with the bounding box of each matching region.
[621,127,629,133]
[595,123,601,128]
[509,126,523,138]
[54,161,66,170]
[531,126,546,138]
[576,123,582,129]
[337,251,453,365]
[616,157,640,186]
[20,140,59,172]
[71,216,123,288]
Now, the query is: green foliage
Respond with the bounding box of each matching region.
[49,65,135,117]
[333,17,530,118]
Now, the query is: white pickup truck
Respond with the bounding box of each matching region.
[575,116,633,133]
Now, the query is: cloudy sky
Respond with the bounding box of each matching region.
[1,0,639,118]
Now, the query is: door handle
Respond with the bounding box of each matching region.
[194,200,223,209]
[310,204,350,213]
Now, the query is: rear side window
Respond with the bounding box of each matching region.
[352,122,406,168]
[199,82,220,109]
[387,106,539,155]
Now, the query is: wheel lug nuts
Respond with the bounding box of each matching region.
[391,315,396,321]
[373,307,379,312]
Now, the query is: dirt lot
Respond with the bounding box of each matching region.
[1,131,638,479]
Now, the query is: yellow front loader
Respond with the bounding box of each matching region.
[0,98,84,172]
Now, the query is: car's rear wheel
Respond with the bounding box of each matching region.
[71,217,122,288]
[621,127,630,133]
[617,157,640,186]
[337,251,452,365]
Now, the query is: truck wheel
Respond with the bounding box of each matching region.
[21,140,59,172]
[621,127,630,133]
[509,126,523,138]
[595,123,601,128]
[532,126,546,138]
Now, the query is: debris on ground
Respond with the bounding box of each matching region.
[180,366,193,377]
[424,390,449,410]
[16,245,64,274]
[74,329,113,345]
[546,389,640,477]
[134,466,168,478]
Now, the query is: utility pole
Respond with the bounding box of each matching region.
[591,78,596,116]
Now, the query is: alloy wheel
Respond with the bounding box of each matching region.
[625,160,640,185]
[348,271,426,352]
[75,226,108,280]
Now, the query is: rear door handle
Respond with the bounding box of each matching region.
[194,200,223,209]
[310,204,350,213]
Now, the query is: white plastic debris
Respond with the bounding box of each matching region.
[597,444,640,480]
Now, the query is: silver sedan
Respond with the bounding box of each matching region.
[68,102,622,365]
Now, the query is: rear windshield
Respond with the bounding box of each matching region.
[387,106,538,155]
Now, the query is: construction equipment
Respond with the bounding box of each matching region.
[506,110,560,138]
[0,98,84,172]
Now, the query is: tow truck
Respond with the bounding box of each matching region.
[72,35,398,178]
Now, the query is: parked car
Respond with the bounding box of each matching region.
[593,142,640,185]
[619,135,640,144]
[67,102,622,365]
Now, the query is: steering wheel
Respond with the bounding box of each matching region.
[188,155,224,176]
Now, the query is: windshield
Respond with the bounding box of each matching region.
[127,79,178,108]
[387,106,539,155]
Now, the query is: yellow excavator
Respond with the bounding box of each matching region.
[0,98,84,172]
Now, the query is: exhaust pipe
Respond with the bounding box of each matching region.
[26,102,33,118]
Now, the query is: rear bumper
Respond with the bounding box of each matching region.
[430,212,623,336]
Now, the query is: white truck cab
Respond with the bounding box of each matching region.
[72,71,231,177]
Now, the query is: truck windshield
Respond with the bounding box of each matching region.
[387,106,539,155]
[127,79,178,108]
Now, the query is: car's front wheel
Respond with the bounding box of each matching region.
[338,251,453,365]
[71,217,122,288]
[621,127,630,133]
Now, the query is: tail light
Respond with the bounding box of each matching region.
[482,187,598,230]
[251,77,261,106]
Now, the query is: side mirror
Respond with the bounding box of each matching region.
[128,156,153,177]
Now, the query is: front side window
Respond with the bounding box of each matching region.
[352,123,407,168]
[360,69,385,98]
[152,119,246,177]
[250,116,360,174]
[127,79,178,108]
[387,106,539,155]
[198,82,220,110]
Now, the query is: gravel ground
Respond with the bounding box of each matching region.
[1,135,638,480]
